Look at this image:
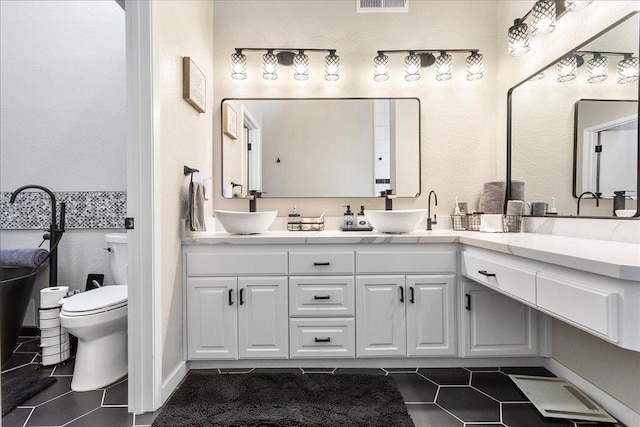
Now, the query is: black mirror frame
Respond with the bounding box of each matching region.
[506,12,639,219]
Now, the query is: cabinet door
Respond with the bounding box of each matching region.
[406,275,456,357]
[238,277,289,359]
[460,281,537,357]
[356,275,406,357]
[187,277,237,360]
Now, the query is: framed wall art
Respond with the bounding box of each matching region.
[183,56,206,113]
[223,103,238,139]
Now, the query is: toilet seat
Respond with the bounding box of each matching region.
[61,286,128,317]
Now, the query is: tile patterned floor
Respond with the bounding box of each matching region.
[2,337,626,426]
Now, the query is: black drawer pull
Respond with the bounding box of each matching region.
[314,262,331,266]
[399,286,404,303]
[478,270,496,277]
[314,295,331,300]
[228,289,233,306]
[239,288,245,305]
[410,286,415,304]
[314,337,331,343]
[465,293,471,311]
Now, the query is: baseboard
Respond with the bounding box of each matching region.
[545,358,640,427]
[161,361,187,404]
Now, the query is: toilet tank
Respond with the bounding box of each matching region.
[105,233,127,286]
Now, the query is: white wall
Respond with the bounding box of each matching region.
[0,1,125,324]
[212,0,499,217]
[158,0,214,385]
[496,1,640,414]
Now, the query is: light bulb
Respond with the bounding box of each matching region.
[404,52,421,82]
[262,50,277,80]
[324,51,340,82]
[466,52,483,81]
[373,53,389,82]
[435,52,452,81]
[531,0,556,37]
[508,19,530,57]
[293,51,309,81]
[231,50,247,80]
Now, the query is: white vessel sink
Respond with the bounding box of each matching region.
[615,209,635,217]
[365,209,427,233]
[214,210,277,234]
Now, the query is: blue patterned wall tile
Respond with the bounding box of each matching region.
[0,191,126,230]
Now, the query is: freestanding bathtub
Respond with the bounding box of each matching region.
[1,266,39,368]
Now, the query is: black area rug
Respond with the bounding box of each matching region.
[2,376,57,415]
[152,373,414,427]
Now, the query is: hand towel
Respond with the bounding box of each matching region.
[511,180,525,202]
[189,182,206,232]
[0,248,49,270]
[478,181,506,214]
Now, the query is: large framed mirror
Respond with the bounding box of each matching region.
[507,12,639,218]
[221,98,421,198]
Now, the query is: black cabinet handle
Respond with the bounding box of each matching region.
[314,337,331,343]
[465,293,471,310]
[314,295,331,300]
[228,289,233,306]
[399,286,404,303]
[478,270,496,277]
[239,288,245,305]
[410,286,415,304]
[313,262,331,266]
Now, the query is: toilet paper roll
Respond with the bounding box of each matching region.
[40,286,69,309]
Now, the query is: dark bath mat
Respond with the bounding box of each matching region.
[152,373,414,427]
[2,376,57,415]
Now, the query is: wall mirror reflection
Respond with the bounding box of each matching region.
[221,98,421,198]
[508,12,639,218]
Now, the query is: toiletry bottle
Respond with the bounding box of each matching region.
[288,206,301,231]
[342,205,354,230]
[357,206,369,229]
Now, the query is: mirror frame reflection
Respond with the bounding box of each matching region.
[220,97,422,199]
[506,12,639,219]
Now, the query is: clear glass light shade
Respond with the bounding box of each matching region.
[531,0,556,37]
[466,52,483,81]
[293,52,309,81]
[373,53,389,82]
[231,51,247,80]
[565,0,594,11]
[557,55,577,82]
[262,51,278,80]
[435,53,452,81]
[324,52,340,81]
[404,53,421,82]
[617,55,639,84]
[587,54,608,83]
[508,20,530,57]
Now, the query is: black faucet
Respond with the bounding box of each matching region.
[9,185,66,286]
[248,190,264,212]
[380,189,396,210]
[427,190,438,231]
[577,191,600,216]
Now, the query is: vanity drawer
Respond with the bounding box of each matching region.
[289,318,355,358]
[289,251,354,275]
[461,251,536,305]
[186,251,287,276]
[356,250,456,274]
[537,273,618,341]
[289,276,355,317]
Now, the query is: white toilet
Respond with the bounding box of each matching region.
[60,233,128,392]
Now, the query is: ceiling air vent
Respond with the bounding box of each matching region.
[356,0,408,13]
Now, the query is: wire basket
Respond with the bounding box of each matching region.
[503,215,522,232]
[451,214,481,231]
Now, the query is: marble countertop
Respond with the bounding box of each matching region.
[184,228,640,281]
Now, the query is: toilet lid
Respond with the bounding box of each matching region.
[61,286,127,314]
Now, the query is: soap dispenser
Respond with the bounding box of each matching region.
[342,205,355,230]
[357,206,369,229]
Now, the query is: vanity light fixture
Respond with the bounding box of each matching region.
[230,48,339,82]
[617,54,639,84]
[373,49,482,82]
[231,49,247,80]
[508,19,531,57]
[587,53,607,83]
[508,0,594,56]
[557,55,578,82]
[564,0,593,11]
[531,0,556,37]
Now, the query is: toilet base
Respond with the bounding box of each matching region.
[71,330,128,392]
